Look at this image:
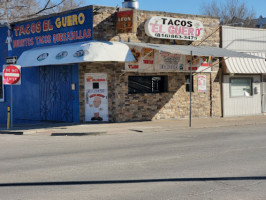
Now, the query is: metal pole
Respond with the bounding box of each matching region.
[189,51,192,127]
[11,85,13,129]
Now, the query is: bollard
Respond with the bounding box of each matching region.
[7,106,10,130]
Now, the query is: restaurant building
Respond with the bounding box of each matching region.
[0,2,257,125]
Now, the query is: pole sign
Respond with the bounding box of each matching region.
[6,56,17,64]
[145,16,204,41]
[3,65,21,85]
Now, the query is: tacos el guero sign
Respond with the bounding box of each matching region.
[145,16,204,41]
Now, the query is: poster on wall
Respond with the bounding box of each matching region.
[84,73,108,122]
[125,46,154,72]
[125,45,212,73]
[198,75,207,93]
[154,51,186,72]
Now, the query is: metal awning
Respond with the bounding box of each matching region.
[123,42,263,59]
[225,52,266,74]
[17,40,135,67]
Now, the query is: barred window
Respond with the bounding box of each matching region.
[128,76,168,94]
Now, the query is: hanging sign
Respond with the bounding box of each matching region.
[198,75,207,93]
[145,16,204,41]
[3,64,21,85]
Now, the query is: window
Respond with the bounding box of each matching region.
[93,82,99,89]
[230,78,252,97]
[185,75,194,92]
[0,73,4,102]
[128,76,168,94]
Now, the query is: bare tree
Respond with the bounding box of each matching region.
[0,0,84,24]
[56,0,84,12]
[200,0,256,26]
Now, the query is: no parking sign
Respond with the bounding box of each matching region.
[3,65,21,85]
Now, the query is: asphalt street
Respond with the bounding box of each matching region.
[0,123,266,199]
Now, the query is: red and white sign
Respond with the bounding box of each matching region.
[145,16,204,41]
[198,75,207,93]
[84,73,108,122]
[3,65,21,85]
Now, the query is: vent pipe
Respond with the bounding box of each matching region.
[122,0,139,9]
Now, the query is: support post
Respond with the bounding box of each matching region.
[7,106,10,130]
[189,51,192,127]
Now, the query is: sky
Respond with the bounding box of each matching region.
[82,0,266,18]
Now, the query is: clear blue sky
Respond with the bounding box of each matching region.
[83,0,266,18]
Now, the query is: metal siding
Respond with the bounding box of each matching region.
[222,26,266,52]
[223,75,262,117]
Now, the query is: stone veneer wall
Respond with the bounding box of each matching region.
[79,62,221,122]
[79,6,222,122]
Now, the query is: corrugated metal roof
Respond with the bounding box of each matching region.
[225,52,266,74]
[123,42,261,59]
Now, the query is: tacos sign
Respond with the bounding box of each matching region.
[145,16,204,41]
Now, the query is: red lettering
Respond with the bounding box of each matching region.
[188,27,194,36]
[48,20,53,31]
[19,25,25,36]
[43,20,48,32]
[14,26,19,36]
[36,22,41,33]
[31,23,36,34]
[182,27,188,35]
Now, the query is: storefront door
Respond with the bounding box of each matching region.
[263,75,266,113]
[40,65,73,122]
[85,73,108,122]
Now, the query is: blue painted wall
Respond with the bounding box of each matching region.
[0,7,93,125]
[0,26,9,126]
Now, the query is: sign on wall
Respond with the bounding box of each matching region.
[11,8,93,52]
[145,16,204,41]
[116,10,136,33]
[125,46,154,72]
[198,75,207,93]
[84,73,108,122]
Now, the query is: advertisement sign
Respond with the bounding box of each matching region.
[125,46,154,72]
[3,64,21,85]
[116,10,135,33]
[154,51,186,72]
[85,73,108,122]
[145,16,204,41]
[198,75,207,93]
[11,8,93,51]
[125,46,212,73]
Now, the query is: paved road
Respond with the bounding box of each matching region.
[0,124,266,199]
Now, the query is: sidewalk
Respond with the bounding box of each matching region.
[1,115,266,135]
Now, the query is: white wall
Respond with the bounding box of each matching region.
[223,75,262,117]
[222,26,266,52]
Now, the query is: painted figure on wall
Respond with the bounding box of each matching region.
[89,95,104,121]
[5,30,12,56]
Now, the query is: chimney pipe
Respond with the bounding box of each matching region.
[122,0,139,9]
